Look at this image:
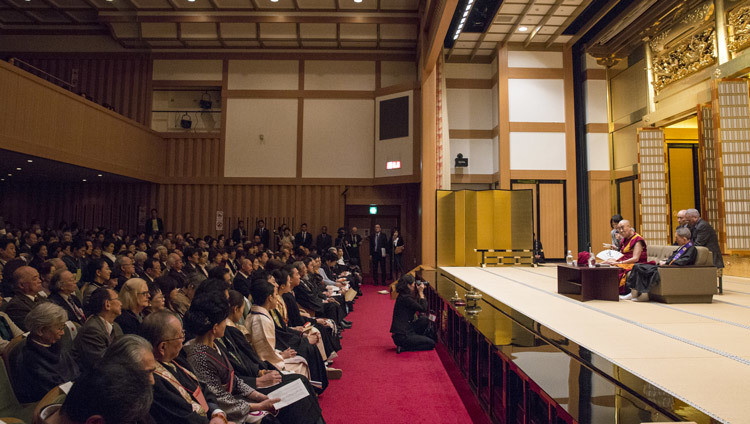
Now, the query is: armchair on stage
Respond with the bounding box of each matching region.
[646,245,717,304]
[436,189,534,267]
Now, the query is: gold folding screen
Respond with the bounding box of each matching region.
[637,128,670,245]
[714,79,750,251]
[436,189,533,267]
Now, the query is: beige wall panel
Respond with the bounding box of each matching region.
[224,98,298,178]
[227,60,299,90]
[648,81,711,125]
[508,79,565,122]
[304,60,375,90]
[509,132,567,170]
[446,88,494,129]
[539,183,566,258]
[381,61,417,87]
[585,54,605,70]
[610,59,647,122]
[612,123,639,170]
[152,60,223,81]
[302,99,375,178]
[444,62,495,79]
[507,51,563,68]
[585,79,608,124]
[449,138,494,174]
[587,133,610,171]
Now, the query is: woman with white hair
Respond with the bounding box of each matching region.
[11,302,80,403]
[115,278,151,335]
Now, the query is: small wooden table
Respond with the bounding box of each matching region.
[557,265,620,301]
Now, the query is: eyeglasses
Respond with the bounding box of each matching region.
[138,291,150,297]
[162,329,186,342]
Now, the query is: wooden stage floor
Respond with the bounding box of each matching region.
[440,265,750,424]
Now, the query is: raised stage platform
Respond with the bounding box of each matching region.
[432,265,750,424]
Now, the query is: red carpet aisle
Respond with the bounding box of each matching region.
[317,284,474,424]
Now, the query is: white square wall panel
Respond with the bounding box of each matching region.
[302,99,374,178]
[508,79,565,122]
[304,60,375,90]
[510,132,567,170]
[587,133,610,171]
[152,60,223,81]
[446,88,494,130]
[585,79,608,124]
[507,51,563,68]
[225,98,298,178]
[228,60,299,90]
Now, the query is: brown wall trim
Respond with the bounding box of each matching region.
[445,55,495,64]
[562,46,578,253]
[158,176,419,186]
[160,132,221,139]
[507,68,564,79]
[152,80,223,88]
[510,170,567,180]
[449,129,494,139]
[509,122,566,132]
[296,99,304,178]
[585,69,607,81]
[586,123,609,133]
[451,173,494,184]
[224,90,374,99]
[507,43,563,52]
[497,45,510,189]
[445,78,495,89]
[375,81,419,97]
[152,52,416,62]
[588,170,611,180]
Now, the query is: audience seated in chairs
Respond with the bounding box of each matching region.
[0,218,369,424]
[73,287,123,370]
[9,303,79,403]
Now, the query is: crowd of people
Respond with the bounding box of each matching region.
[0,212,391,424]
[602,208,724,302]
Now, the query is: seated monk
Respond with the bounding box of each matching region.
[622,227,697,302]
[603,220,649,294]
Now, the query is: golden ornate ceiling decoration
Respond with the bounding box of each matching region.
[727,3,750,53]
[651,25,716,93]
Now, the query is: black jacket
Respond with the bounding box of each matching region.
[150,360,222,424]
[233,272,252,298]
[48,292,86,326]
[690,219,724,268]
[390,293,427,335]
[10,338,80,403]
[369,232,389,256]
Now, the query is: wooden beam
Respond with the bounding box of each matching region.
[420,0,459,80]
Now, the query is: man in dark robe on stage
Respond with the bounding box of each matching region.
[622,227,697,302]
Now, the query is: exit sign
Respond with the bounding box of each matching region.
[369,205,378,215]
[386,161,401,170]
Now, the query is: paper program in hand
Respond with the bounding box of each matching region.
[267,378,309,409]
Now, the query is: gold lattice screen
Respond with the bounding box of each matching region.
[637,128,670,245]
[698,104,720,231]
[714,79,750,251]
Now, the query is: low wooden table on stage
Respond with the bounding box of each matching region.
[557,265,620,301]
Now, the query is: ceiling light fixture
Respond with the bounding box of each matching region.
[270,0,278,2]
[452,0,474,45]
[82,179,87,182]
[16,168,21,171]
[98,174,103,177]
[0,179,4,182]
[519,26,529,32]
[27,159,33,163]
[7,174,11,177]
[354,0,363,3]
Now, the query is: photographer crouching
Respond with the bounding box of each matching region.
[390,274,436,354]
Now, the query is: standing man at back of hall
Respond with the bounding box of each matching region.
[254,220,270,250]
[146,208,164,236]
[370,224,389,286]
[345,226,362,266]
[295,223,313,250]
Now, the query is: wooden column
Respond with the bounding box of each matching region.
[421,67,438,267]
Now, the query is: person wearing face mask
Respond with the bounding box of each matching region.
[10,302,80,403]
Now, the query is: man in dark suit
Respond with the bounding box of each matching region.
[316,226,333,253]
[687,208,724,268]
[254,220,270,250]
[73,287,123,370]
[232,220,247,245]
[61,240,86,281]
[146,208,165,236]
[142,257,161,289]
[5,266,47,331]
[167,253,187,288]
[295,223,313,250]
[369,224,389,285]
[344,226,362,266]
[233,258,253,298]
